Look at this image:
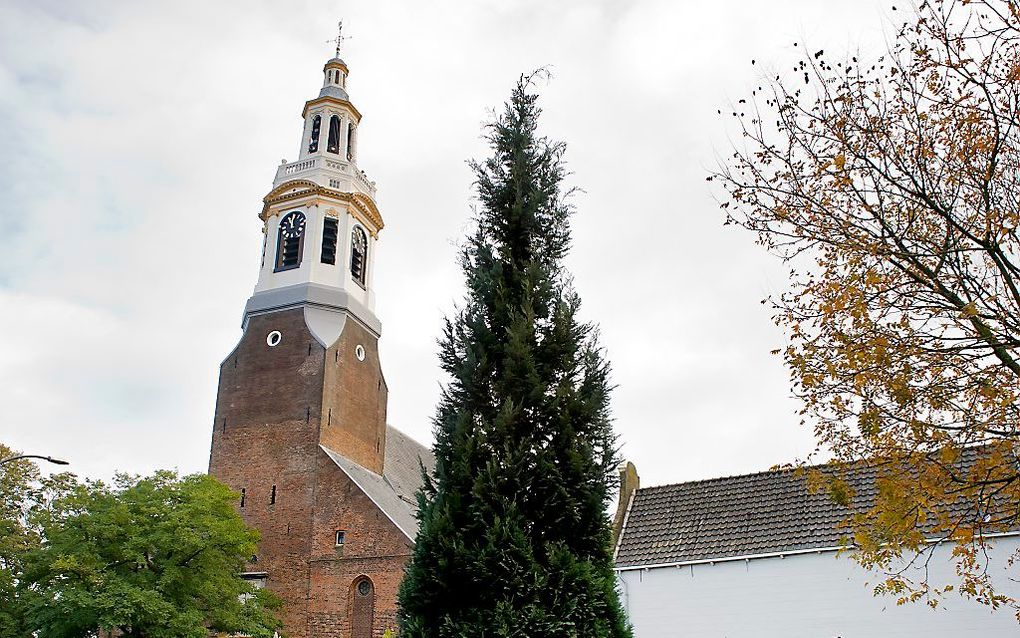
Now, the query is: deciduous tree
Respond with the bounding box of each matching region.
[712,0,1020,616]
[0,445,43,638]
[21,469,281,638]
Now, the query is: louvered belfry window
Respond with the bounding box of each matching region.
[350,226,367,286]
[321,217,339,264]
[346,123,355,160]
[275,211,306,271]
[327,115,341,154]
[307,115,321,153]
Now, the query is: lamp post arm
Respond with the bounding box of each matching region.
[0,454,70,467]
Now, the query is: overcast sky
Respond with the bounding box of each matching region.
[0,0,893,488]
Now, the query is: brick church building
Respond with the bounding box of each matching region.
[207,50,434,638]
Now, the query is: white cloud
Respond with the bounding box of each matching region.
[1,0,890,486]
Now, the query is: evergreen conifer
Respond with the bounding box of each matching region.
[398,75,631,638]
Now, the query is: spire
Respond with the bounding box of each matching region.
[320,20,350,99]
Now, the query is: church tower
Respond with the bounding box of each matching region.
[209,46,432,638]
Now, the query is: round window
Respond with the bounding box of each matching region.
[266,331,282,347]
[357,580,372,596]
[355,344,366,361]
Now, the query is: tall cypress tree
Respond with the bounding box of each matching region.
[398,76,631,638]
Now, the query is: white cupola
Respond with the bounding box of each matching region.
[241,49,385,345]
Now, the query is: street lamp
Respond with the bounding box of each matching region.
[0,454,70,467]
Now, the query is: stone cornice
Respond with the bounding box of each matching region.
[323,59,349,73]
[262,180,383,234]
[302,96,362,122]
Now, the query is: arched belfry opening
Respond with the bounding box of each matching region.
[308,114,321,153]
[327,115,341,154]
[349,576,375,638]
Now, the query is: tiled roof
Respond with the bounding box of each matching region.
[614,462,878,568]
[614,446,1012,568]
[321,424,435,541]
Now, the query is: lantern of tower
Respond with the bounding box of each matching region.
[248,53,383,346]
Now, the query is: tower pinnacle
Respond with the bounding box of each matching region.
[326,20,352,61]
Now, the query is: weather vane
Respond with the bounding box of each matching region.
[326,20,349,58]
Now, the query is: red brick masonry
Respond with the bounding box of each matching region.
[209,308,410,638]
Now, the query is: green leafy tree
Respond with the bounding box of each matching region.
[0,445,43,638]
[398,75,631,637]
[21,470,281,638]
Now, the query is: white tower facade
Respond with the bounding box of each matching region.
[244,55,384,345]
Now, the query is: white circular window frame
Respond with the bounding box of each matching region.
[266,331,283,347]
[354,344,366,361]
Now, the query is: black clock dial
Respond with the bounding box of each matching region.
[280,212,306,239]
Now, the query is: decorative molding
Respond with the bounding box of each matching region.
[302,96,362,123]
[262,180,383,234]
[323,59,349,73]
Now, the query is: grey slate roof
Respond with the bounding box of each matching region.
[321,424,435,541]
[614,446,1014,568]
[614,463,879,568]
[384,426,436,508]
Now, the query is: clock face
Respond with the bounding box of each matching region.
[280,212,306,239]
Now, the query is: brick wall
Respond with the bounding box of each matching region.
[209,308,406,638]
[320,317,388,475]
[308,454,410,637]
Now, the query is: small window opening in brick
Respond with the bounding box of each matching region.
[306,406,311,422]
[240,488,246,508]
[308,342,312,356]
[328,408,332,425]
[335,530,346,546]
[270,485,276,505]
[221,418,226,433]
[335,350,339,363]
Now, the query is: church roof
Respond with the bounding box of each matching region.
[383,426,436,508]
[320,424,435,541]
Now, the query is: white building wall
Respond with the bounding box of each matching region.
[617,538,1020,637]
